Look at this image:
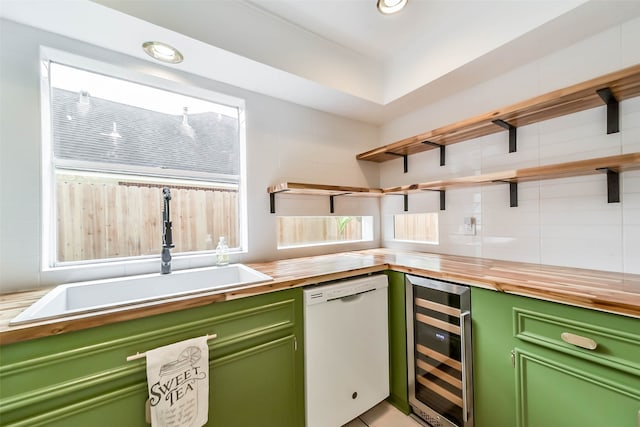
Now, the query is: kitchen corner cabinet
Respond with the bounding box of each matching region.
[0,288,304,427]
[385,271,410,414]
[472,287,640,427]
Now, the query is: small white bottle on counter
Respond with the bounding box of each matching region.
[216,236,229,266]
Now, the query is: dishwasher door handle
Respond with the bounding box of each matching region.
[328,288,376,303]
[340,294,362,303]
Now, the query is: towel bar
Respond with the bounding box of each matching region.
[126,334,218,362]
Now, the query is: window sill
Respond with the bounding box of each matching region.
[277,239,373,250]
[40,250,248,286]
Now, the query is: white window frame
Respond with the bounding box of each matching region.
[40,47,248,271]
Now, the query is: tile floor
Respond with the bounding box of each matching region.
[342,401,426,427]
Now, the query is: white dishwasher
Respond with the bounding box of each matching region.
[304,274,389,427]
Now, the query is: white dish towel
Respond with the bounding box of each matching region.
[146,336,209,427]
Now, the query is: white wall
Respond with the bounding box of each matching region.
[379,16,640,274]
[0,20,381,293]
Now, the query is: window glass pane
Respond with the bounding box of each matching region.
[50,62,239,177]
[55,171,238,262]
[393,213,439,243]
[277,216,373,249]
[46,61,244,265]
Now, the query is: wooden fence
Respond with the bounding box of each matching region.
[56,180,238,262]
[393,213,439,242]
[277,216,363,247]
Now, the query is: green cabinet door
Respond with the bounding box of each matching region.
[472,287,640,427]
[471,287,519,427]
[514,347,640,427]
[210,335,300,427]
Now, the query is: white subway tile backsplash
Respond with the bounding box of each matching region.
[540,176,623,272]
[541,235,623,272]
[621,96,640,130]
[539,175,611,200]
[445,140,484,177]
[621,126,640,153]
[482,180,540,263]
[623,207,640,226]
[482,236,540,264]
[483,181,539,205]
[621,101,640,149]
[542,224,622,240]
[623,225,640,274]
[482,213,540,237]
[539,134,621,164]
[481,124,540,172]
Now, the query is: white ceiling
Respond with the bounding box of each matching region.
[2,0,640,124]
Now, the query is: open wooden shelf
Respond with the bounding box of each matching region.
[381,153,640,194]
[267,182,383,196]
[268,153,640,212]
[267,182,383,214]
[357,64,640,164]
[382,153,640,208]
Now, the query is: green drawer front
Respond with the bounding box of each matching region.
[0,289,300,424]
[514,307,640,376]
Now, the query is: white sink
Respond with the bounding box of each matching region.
[10,264,272,325]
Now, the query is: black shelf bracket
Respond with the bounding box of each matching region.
[388,152,408,173]
[421,141,446,166]
[509,182,518,208]
[597,168,620,203]
[388,193,409,211]
[492,119,518,153]
[329,193,352,213]
[596,88,619,134]
[493,181,518,207]
[423,189,446,211]
[269,189,290,214]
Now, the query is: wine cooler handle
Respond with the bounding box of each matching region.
[460,311,471,423]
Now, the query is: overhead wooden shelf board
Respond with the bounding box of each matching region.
[267,182,383,196]
[381,152,640,194]
[357,64,640,163]
[267,182,383,213]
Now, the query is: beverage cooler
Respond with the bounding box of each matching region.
[406,275,474,427]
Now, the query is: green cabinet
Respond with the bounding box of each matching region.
[472,287,640,427]
[385,270,410,414]
[0,288,304,427]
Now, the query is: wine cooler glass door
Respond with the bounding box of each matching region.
[407,275,473,427]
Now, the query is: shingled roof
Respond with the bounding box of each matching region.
[51,88,240,177]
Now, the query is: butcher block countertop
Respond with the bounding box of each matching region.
[1,249,639,344]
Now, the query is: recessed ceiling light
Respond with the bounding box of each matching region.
[377,0,408,14]
[142,41,183,64]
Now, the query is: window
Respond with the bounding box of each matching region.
[393,213,438,244]
[277,216,373,249]
[42,58,246,266]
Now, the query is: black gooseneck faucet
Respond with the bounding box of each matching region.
[161,187,174,274]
